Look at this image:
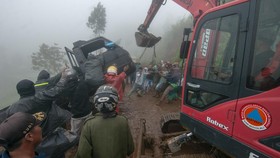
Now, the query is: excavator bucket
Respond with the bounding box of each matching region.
[135,31,161,47]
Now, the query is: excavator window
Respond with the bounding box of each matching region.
[187,90,226,109]
[247,0,280,91]
[191,14,239,84]
[187,14,239,109]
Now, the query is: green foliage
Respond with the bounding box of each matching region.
[31,43,67,75]
[139,17,192,65]
[87,2,106,37]
[157,17,193,62]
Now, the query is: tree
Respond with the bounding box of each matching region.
[158,17,193,62]
[31,43,67,75]
[87,2,106,37]
[139,17,193,65]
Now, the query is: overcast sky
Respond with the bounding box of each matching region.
[0,0,188,56]
[0,0,189,105]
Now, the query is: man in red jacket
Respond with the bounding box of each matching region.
[104,65,129,112]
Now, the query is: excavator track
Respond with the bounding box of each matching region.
[160,112,185,133]
[132,113,217,158]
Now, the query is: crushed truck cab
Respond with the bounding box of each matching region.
[65,36,136,76]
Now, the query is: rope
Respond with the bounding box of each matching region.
[151,45,157,65]
[138,38,152,62]
[138,35,158,64]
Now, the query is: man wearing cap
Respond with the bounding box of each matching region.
[34,70,62,93]
[0,112,46,158]
[5,68,77,137]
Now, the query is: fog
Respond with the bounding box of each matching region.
[0,0,188,107]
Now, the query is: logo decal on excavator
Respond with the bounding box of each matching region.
[201,29,211,57]
[206,117,229,131]
[241,104,271,131]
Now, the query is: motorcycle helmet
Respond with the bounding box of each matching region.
[93,85,119,113]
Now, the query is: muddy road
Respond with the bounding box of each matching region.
[122,85,181,138]
[120,85,216,158]
[65,85,222,158]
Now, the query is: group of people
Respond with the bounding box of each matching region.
[126,60,182,105]
[0,64,135,158]
[0,53,183,158]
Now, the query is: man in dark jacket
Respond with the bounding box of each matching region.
[68,79,92,135]
[84,55,105,95]
[34,70,61,93]
[6,78,65,116]
[5,68,76,137]
[1,68,79,158]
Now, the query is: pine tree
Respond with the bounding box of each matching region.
[87,2,107,37]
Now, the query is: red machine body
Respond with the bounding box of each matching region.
[137,0,280,157]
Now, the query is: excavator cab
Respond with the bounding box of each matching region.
[135,0,280,157]
[181,0,280,157]
[65,36,136,75]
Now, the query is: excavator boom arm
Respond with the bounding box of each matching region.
[139,0,219,32]
[135,0,220,47]
[139,0,165,32]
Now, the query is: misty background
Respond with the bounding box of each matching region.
[0,0,190,108]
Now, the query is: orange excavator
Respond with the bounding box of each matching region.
[136,0,280,157]
[135,0,220,47]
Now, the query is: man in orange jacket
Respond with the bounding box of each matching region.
[104,65,129,112]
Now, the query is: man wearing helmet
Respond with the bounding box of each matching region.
[104,64,129,112]
[75,85,134,158]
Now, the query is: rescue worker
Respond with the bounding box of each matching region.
[68,78,92,135]
[104,65,129,112]
[34,70,61,93]
[0,112,46,158]
[34,69,71,111]
[2,68,79,158]
[156,64,181,105]
[84,54,105,95]
[127,67,144,98]
[5,68,77,137]
[75,85,134,158]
